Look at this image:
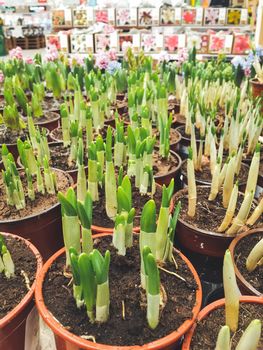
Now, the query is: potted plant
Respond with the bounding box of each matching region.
[35,190,202,349]
[0,144,73,260]
[0,232,42,350]
[229,227,263,296]
[182,250,263,349]
[174,144,262,257]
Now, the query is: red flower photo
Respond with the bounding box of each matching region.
[232,34,250,54]
[210,35,225,52]
[182,9,196,24]
[95,10,108,24]
[164,35,178,52]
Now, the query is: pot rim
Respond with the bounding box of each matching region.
[0,126,50,148]
[33,111,60,126]
[0,232,43,329]
[180,159,250,186]
[229,228,263,297]
[173,186,257,240]
[175,125,201,143]
[35,232,202,350]
[0,168,73,224]
[250,78,263,86]
[182,296,263,350]
[154,149,182,180]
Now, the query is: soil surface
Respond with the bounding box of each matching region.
[93,183,163,228]
[177,126,202,142]
[181,159,249,184]
[43,236,198,346]
[153,150,180,177]
[175,187,258,234]
[0,169,71,220]
[50,125,108,143]
[49,143,88,171]
[190,303,263,349]
[154,127,181,147]
[42,99,61,112]
[0,127,29,145]
[234,231,263,294]
[0,235,37,319]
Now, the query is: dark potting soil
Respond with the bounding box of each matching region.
[49,143,88,172]
[33,111,60,125]
[43,236,198,346]
[42,99,61,112]
[51,125,108,143]
[0,169,71,220]
[260,162,263,177]
[0,127,29,145]
[173,113,186,125]
[177,126,202,142]
[92,183,163,228]
[154,127,181,147]
[181,159,249,184]
[234,231,263,294]
[190,303,263,349]
[175,187,258,234]
[0,235,37,319]
[153,150,179,177]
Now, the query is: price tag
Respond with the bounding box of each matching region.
[130,8,137,25]
[133,34,140,50]
[151,8,159,26]
[108,8,115,25]
[87,7,94,25]
[240,9,248,24]
[64,9,72,25]
[174,8,181,24]
[224,35,233,53]
[178,34,186,48]
[110,32,118,50]
[156,34,163,51]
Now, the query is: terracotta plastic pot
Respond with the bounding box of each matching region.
[33,111,61,132]
[0,169,73,261]
[229,228,263,296]
[173,186,255,258]
[250,78,263,100]
[154,150,182,188]
[182,296,263,350]
[0,232,43,350]
[180,159,249,193]
[35,232,202,350]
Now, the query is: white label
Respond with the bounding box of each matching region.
[87,7,94,23]
[241,9,248,24]
[86,34,94,50]
[156,34,163,49]
[108,8,115,24]
[64,9,72,23]
[225,35,233,52]
[59,33,68,51]
[133,34,140,48]
[110,32,118,49]
[196,8,203,24]
[175,8,182,22]
[219,8,226,24]
[130,8,137,23]
[178,34,186,48]
[152,8,159,25]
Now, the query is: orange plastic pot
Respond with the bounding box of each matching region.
[173,186,256,258]
[0,232,43,350]
[0,170,73,261]
[229,228,263,296]
[35,233,202,350]
[182,296,263,350]
[250,79,263,99]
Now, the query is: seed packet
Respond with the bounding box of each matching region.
[232,33,251,54]
[138,8,159,27]
[116,8,137,27]
[209,33,233,53]
[141,33,163,53]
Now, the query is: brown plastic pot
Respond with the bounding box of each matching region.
[0,169,73,262]
[182,296,263,350]
[175,125,201,159]
[229,228,263,296]
[91,183,167,234]
[17,142,88,184]
[35,232,202,350]
[0,127,50,163]
[250,78,263,99]
[0,232,43,350]
[154,150,182,188]
[173,186,256,258]
[33,111,61,132]
[180,159,249,193]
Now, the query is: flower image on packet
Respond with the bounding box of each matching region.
[161,5,175,25]
[164,35,178,52]
[204,8,219,25]
[182,9,196,25]
[232,33,251,54]
[227,9,241,25]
